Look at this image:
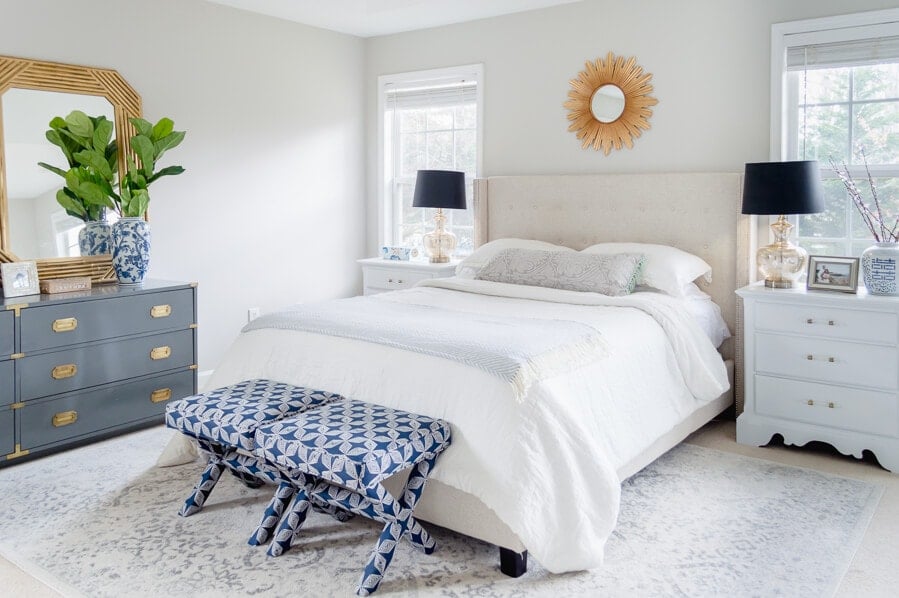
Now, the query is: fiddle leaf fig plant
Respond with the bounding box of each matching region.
[37,110,118,222]
[117,116,186,218]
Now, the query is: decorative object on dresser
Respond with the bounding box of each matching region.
[736,282,899,472]
[1,261,40,298]
[358,257,455,295]
[831,151,899,296]
[806,256,859,293]
[0,55,142,284]
[563,51,658,155]
[40,276,91,295]
[111,116,187,285]
[741,160,824,288]
[380,245,418,261]
[0,280,198,466]
[412,169,467,263]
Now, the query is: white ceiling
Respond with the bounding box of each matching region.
[206,0,583,37]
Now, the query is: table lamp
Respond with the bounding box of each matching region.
[412,170,467,263]
[742,160,824,288]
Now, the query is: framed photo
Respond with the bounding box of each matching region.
[807,255,859,293]
[1,261,40,298]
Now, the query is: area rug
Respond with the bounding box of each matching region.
[0,426,882,597]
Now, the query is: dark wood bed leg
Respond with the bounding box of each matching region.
[499,548,527,577]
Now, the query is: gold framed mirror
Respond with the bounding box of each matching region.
[0,55,142,282]
[564,52,658,155]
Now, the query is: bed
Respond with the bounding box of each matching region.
[161,172,751,575]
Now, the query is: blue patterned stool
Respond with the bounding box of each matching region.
[165,379,347,544]
[254,399,452,596]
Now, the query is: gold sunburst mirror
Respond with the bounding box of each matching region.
[564,52,658,155]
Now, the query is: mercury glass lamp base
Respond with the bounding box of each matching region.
[764,278,794,289]
[429,256,450,264]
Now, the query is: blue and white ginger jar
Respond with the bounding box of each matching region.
[78,221,111,256]
[112,217,151,285]
[860,241,899,296]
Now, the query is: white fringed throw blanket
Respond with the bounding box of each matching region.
[243,296,607,400]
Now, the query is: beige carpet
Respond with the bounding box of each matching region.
[2,420,897,597]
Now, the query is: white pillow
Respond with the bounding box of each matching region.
[680,283,732,348]
[581,242,711,297]
[456,238,574,278]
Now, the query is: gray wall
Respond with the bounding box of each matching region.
[0,0,366,371]
[364,0,899,254]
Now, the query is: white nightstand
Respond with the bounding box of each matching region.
[736,282,899,472]
[357,258,457,296]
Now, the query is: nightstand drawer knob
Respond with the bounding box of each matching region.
[807,399,814,406]
[828,357,835,363]
[828,320,835,326]
[397,279,404,284]
[806,318,813,324]
[388,278,393,283]
[807,354,813,360]
[828,402,835,409]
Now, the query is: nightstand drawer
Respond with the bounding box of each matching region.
[0,361,12,407]
[755,375,899,437]
[755,332,898,390]
[20,288,195,353]
[755,301,897,345]
[18,329,195,400]
[20,369,195,450]
[363,268,431,291]
[0,310,13,357]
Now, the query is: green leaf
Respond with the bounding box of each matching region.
[132,134,156,178]
[78,181,109,206]
[148,165,185,183]
[129,117,152,137]
[48,116,67,130]
[45,130,75,165]
[92,119,114,152]
[154,130,186,160]
[56,189,87,219]
[65,110,93,139]
[130,189,150,218]
[151,117,174,141]
[37,161,68,178]
[73,148,114,181]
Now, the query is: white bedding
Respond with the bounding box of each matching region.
[161,278,728,573]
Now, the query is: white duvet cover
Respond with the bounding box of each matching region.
[161,278,728,573]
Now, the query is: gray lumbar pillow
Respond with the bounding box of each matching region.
[475,248,644,296]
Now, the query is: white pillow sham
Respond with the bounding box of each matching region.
[456,238,574,278]
[581,242,712,298]
[475,248,644,296]
[680,283,731,348]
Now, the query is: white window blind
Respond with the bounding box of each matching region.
[787,35,899,70]
[379,66,482,254]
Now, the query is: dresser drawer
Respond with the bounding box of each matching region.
[20,370,195,450]
[20,288,194,352]
[0,408,13,456]
[362,268,432,292]
[0,310,13,357]
[755,301,897,345]
[18,329,195,400]
[0,360,12,407]
[755,375,899,437]
[755,332,898,390]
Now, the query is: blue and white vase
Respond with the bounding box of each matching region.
[112,217,151,285]
[860,241,899,296]
[78,221,111,256]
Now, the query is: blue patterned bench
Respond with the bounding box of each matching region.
[254,399,452,596]
[165,379,349,544]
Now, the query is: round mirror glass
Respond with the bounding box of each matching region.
[2,88,115,258]
[590,84,625,123]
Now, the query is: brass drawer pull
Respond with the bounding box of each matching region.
[52,317,78,333]
[828,357,835,363]
[806,318,813,324]
[150,388,173,403]
[52,410,78,427]
[828,320,835,326]
[51,364,77,379]
[806,354,813,360]
[150,346,172,360]
[807,399,814,406]
[150,304,172,318]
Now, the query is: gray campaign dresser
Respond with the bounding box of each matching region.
[1,280,197,465]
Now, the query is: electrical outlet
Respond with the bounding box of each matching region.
[247,307,261,322]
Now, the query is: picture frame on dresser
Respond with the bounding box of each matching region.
[1,261,39,298]
[807,255,859,293]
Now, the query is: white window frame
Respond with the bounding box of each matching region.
[771,8,899,252]
[376,64,484,248]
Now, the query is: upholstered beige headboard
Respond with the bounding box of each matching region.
[473,173,754,374]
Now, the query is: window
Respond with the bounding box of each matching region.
[378,65,483,255]
[773,10,899,256]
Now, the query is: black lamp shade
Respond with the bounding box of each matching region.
[741,160,824,215]
[412,170,467,210]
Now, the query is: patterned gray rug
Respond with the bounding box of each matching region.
[0,426,882,597]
